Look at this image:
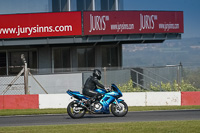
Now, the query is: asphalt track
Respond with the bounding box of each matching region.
[0,110,200,127]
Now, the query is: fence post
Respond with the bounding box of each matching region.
[176,62,183,91]
[21,54,29,94]
[178,62,183,91]
[104,67,107,87]
[136,71,139,87]
[24,63,29,94]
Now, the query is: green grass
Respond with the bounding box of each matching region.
[0,121,200,133]
[128,105,200,111]
[0,105,199,116]
[0,108,67,116]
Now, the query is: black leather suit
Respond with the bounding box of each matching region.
[82,76,105,98]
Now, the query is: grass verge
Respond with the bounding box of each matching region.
[0,105,199,116]
[0,120,200,133]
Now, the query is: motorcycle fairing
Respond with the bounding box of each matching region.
[111,84,123,97]
[67,90,89,100]
[113,99,124,104]
[94,88,107,94]
[96,93,117,114]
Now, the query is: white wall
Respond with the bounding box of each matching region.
[122,92,146,106]
[29,73,82,94]
[122,92,181,106]
[38,92,181,109]
[39,94,73,109]
[146,92,181,106]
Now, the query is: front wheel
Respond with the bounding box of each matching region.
[67,101,86,119]
[111,101,128,117]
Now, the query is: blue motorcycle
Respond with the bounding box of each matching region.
[66,84,128,119]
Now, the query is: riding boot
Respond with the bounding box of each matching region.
[86,97,95,111]
[85,99,91,106]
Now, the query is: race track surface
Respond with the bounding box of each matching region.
[0,110,200,127]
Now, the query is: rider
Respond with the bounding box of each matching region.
[82,69,106,106]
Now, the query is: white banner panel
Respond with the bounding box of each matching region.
[146,92,181,106]
[39,92,181,109]
[39,94,72,109]
[122,92,146,106]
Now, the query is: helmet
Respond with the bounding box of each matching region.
[93,69,101,80]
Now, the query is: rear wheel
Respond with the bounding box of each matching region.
[67,101,86,119]
[111,101,128,117]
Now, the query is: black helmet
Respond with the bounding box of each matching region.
[93,69,101,80]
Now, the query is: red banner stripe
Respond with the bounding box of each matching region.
[1,95,39,109]
[181,92,200,106]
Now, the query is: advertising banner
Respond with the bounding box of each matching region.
[0,12,82,39]
[83,11,184,35]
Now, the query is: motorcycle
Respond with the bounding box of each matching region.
[66,84,128,119]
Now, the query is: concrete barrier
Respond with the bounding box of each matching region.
[122,92,146,106]
[181,92,200,105]
[146,92,181,106]
[0,95,39,109]
[39,94,72,109]
[0,96,3,109]
[38,92,181,109]
[122,92,181,106]
[1,91,199,110]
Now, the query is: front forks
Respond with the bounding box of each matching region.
[115,99,122,110]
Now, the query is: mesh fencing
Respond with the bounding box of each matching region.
[0,74,25,95]
[0,64,190,95]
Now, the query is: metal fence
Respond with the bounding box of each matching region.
[0,54,44,95]
[82,68,131,87]
[130,64,182,91]
[0,66,25,95]
[0,64,186,95]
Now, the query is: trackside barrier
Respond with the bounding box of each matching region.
[39,94,73,109]
[122,92,146,106]
[38,92,181,109]
[1,92,200,109]
[145,92,181,106]
[0,95,39,109]
[0,96,3,109]
[181,92,200,105]
[122,92,181,106]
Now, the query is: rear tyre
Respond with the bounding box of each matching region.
[111,101,128,117]
[67,101,86,119]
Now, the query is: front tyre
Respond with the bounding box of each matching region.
[67,101,86,119]
[111,101,128,117]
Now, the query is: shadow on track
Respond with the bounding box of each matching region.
[65,113,115,119]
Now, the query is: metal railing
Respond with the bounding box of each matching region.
[130,64,183,91]
[0,63,184,95]
[0,54,48,95]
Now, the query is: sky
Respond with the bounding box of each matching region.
[123,0,200,38]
